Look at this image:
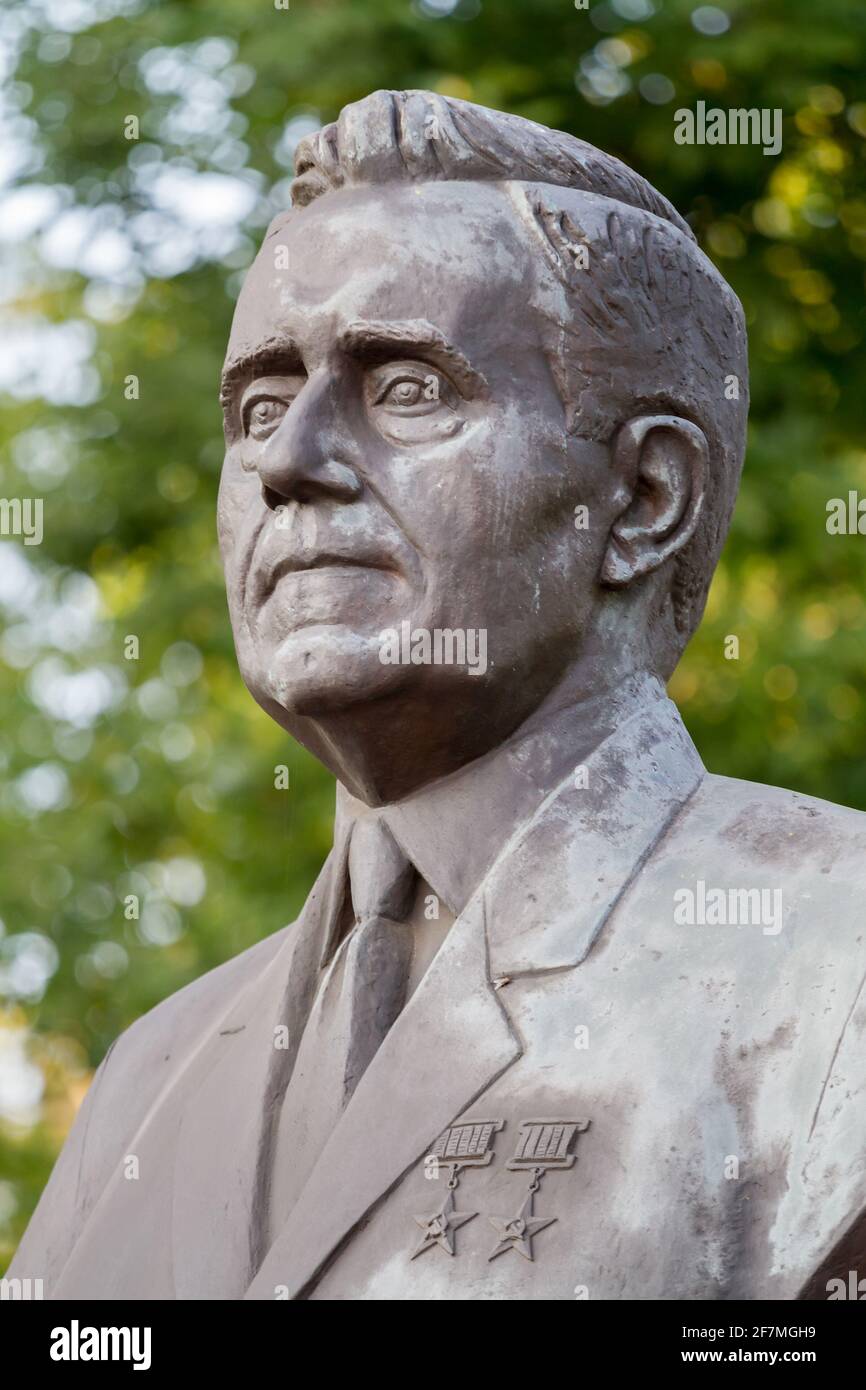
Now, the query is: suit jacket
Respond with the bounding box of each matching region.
[10,684,866,1300]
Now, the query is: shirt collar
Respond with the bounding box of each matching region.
[333,670,666,918]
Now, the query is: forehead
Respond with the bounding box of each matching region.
[225,181,537,369]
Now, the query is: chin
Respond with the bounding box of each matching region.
[255,624,414,717]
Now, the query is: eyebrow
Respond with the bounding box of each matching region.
[219,338,302,409]
[219,318,491,409]
[338,319,489,398]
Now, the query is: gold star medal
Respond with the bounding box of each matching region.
[488,1118,590,1264]
[410,1119,503,1260]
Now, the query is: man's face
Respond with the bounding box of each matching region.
[219,181,615,742]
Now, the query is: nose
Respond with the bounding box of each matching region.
[254,369,362,508]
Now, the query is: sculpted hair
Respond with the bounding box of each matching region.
[510,185,748,673]
[288,89,749,672]
[291,88,693,238]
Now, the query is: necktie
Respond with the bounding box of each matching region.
[341,814,416,1101]
[266,816,443,1243]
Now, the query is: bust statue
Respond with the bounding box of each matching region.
[11,90,866,1302]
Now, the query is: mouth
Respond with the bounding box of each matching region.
[257,553,396,601]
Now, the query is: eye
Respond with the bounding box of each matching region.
[245,397,288,441]
[374,369,449,417]
[365,360,465,446]
[387,379,424,408]
[238,374,306,451]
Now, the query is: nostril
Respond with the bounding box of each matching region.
[261,480,319,509]
[261,483,284,512]
[257,457,362,508]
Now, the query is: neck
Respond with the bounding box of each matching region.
[282,654,658,807]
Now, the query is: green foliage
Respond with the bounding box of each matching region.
[1,0,865,1269]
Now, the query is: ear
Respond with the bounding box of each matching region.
[600,415,708,588]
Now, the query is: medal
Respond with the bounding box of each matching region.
[487,1118,590,1262]
[410,1119,503,1259]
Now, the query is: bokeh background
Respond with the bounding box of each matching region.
[1,0,865,1272]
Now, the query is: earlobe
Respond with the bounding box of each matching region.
[600,414,708,587]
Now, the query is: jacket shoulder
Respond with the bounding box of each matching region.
[113,920,293,1074]
[7,922,295,1284]
[673,770,866,877]
[85,921,296,1153]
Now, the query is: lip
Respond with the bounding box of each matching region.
[258,553,395,600]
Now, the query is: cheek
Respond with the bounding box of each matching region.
[381,423,560,575]
[216,482,238,562]
[471,437,574,557]
[217,459,256,555]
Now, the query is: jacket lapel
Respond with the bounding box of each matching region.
[64,840,343,1301]
[244,890,519,1299]
[53,839,348,1298]
[485,684,705,976]
[170,837,350,1297]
